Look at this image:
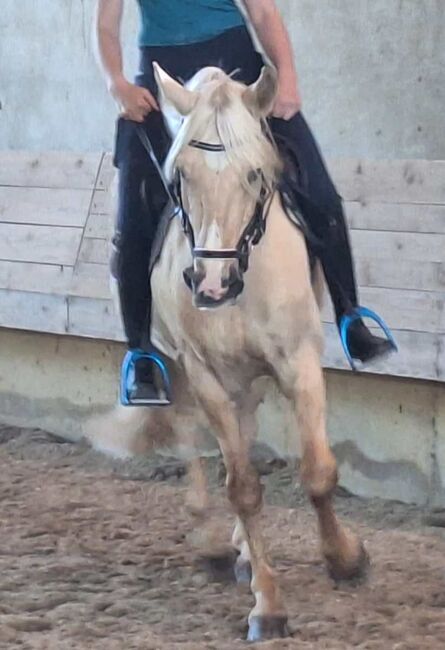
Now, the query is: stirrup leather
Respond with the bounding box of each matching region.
[339,306,398,371]
[120,350,172,407]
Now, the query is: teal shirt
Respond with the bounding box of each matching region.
[137,0,245,47]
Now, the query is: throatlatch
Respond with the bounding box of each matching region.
[340,307,398,371]
[120,349,172,407]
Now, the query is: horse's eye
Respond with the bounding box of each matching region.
[247,170,258,184]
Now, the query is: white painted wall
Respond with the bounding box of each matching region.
[1,1,444,158]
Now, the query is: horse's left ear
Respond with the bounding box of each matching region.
[153,62,198,116]
[243,66,278,118]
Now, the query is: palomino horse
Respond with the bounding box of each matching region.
[90,64,368,642]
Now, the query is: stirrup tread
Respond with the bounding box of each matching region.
[120,350,172,407]
[339,306,398,371]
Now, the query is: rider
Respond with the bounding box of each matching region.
[96,0,396,406]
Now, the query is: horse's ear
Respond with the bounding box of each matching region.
[243,66,278,118]
[153,62,198,116]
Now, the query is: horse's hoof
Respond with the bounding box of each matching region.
[247,616,289,643]
[326,541,370,585]
[197,550,237,583]
[150,462,186,481]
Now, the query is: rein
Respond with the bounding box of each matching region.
[137,125,275,276]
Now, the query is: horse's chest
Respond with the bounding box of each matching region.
[191,315,247,358]
[186,311,266,381]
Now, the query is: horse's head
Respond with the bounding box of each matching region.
[154,63,282,309]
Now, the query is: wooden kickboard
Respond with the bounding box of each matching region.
[329,159,445,205]
[0,186,92,228]
[0,152,103,190]
[0,153,444,383]
[67,296,125,341]
[0,289,68,335]
[0,223,83,266]
[322,324,443,382]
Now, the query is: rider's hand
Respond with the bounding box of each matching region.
[272,72,302,120]
[111,77,159,122]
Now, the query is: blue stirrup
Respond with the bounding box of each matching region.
[120,349,172,407]
[339,306,398,371]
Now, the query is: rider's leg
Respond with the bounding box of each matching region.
[113,110,171,403]
[113,26,265,406]
[269,113,396,365]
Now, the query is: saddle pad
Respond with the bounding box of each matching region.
[149,197,177,278]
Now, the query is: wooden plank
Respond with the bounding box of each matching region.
[350,230,445,264]
[0,223,83,265]
[0,289,67,335]
[438,338,445,381]
[360,286,445,334]
[90,189,113,216]
[77,237,109,265]
[0,152,102,190]
[0,151,442,385]
[323,324,442,381]
[0,260,72,294]
[85,213,113,239]
[0,187,92,227]
[345,202,445,234]
[440,300,445,334]
[330,159,445,205]
[69,263,111,300]
[96,154,115,191]
[322,287,444,334]
[67,297,124,341]
[355,258,445,292]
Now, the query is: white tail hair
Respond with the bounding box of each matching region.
[83,405,175,460]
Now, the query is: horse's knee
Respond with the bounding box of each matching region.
[226,467,263,518]
[300,451,338,500]
[292,341,324,406]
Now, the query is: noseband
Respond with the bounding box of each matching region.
[137,126,275,280]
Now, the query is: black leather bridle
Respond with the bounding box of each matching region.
[137,125,275,279]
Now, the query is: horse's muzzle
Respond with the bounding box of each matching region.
[183,265,244,310]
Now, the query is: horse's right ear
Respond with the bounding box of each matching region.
[243,66,278,118]
[153,62,198,116]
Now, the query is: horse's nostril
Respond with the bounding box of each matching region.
[183,266,205,290]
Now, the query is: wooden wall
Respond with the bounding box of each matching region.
[0,152,443,381]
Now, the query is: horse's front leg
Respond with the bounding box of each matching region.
[185,454,239,581]
[185,356,289,642]
[283,339,369,582]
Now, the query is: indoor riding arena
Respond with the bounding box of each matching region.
[1,1,444,649]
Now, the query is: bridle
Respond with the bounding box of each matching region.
[137,126,275,281]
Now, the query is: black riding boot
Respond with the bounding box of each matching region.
[273,117,397,367]
[318,200,397,365]
[113,117,172,405]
